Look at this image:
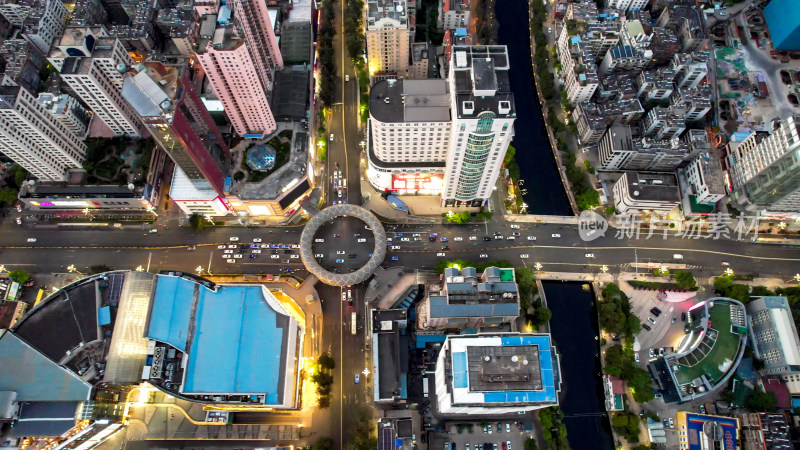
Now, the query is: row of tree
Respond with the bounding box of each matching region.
[317,0,337,105]
[343,0,365,63]
[474,0,498,45]
[310,352,336,408]
[537,407,569,450]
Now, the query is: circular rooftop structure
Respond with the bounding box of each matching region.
[300,205,387,286]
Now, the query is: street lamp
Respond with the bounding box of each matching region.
[362,368,370,377]
[660,265,669,276]
[534,262,543,271]
[195,266,203,274]
[724,268,734,278]
[67,265,83,275]
[135,265,144,272]
[601,265,609,273]
[793,273,800,283]
[0,265,5,274]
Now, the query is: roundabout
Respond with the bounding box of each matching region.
[299,204,387,286]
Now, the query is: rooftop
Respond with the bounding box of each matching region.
[451,45,515,119]
[367,0,407,28]
[369,79,450,123]
[121,62,181,118]
[623,172,680,203]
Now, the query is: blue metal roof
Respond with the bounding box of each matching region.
[764,0,800,50]
[0,333,91,402]
[477,335,558,404]
[428,296,519,318]
[453,351,468,388]
[145,276,194,352]
[97,306,111,326]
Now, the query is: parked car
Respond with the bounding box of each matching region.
[642,324,652,331]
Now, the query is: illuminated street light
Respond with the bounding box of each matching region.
[362,368,371,377]
[534,262,543,271]
[794,274,800,283]
[660,265,669,276]
[67,265,84,275]
[724,268,734,278]
[135,265,144,272]
[0,265,5,273]
[196,266,203,274]
[601,265,609,273]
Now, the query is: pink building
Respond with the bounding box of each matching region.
[196,29,277,137]
[230,0,283,91]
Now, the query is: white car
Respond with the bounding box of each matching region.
[479,254,488,258]
[27,238,37,243]
[357,238,366,243]
[233,254,243,259]
[315,238,325,243]
[454,237,463,241]
[290,254,299,259]
[270,254,280,259]
[585,253,595,258]
[401,237,410,241]
[469,236,477,241]
[253,238,262,243]
[252,249,261,254]
[520,254,529,259]
[315,253,324,258]
[217,245,226,249]
[336,250,345,255]
[527,236,537,241]
[510,225,520,229]
[330,133,334,140]
[224,250,234,254]
[226,259,235,263]
[261,244,270,248]
[230,237,239,241]
[291,244,300,249]
[391,245,401,250]
[437,252,446,257]
[551,234,561,238]
[228,244,238,249]
[635,353,640,363]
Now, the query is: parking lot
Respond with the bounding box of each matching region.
[445,422,533,450]
[629,290,698,365]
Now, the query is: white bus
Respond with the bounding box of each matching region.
[351,312,357,335]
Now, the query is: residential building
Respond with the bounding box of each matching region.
[636,69,675,102]
[740,412,792,450]
[366,0,410,80]
[597,124,690,171]
[105,0,157,53]
[675,412,740,450]
[566,0,598,22]
[195,21,277,137]
[155,2,196,56]
[647,27,680,67]
[36,93,91,137]
[556,31,600,105]
[417,266,519,330]
[598,44,650,75]
[670,52,709,89]
[194,0,220,17]
[595,73,637,102]
[641,106,686,141]
[0,85,86,181]
[434,334,561,414]
[649,298,748,403]
[371,309,409,404]
[619,19,651,50]
[49,28,141,137]
[729,117,800,216]
[672,85,712,122]
[677,141,726,216]
[763,0,800,51]
[228,0,283,90]
[439,0,469,30]
[612,172,681,214]
[746,296,800,379]
[582,14,623,57]
[574,99,644,145]
[367,79,450,194]
[0,38,44,93]
[443,28,472,76]
[657,6,708,53]
[603,374,624,411]
[122,62,231,216]
[603,0,648,12]
[68,0,107,28]
[442,45,515,207]
[5,0,69,55]
[408,42,430,80]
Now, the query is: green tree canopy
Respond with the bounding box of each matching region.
[318,352,335,370]
[746,389,777,412]
[8,270,29,283]
[673,271,697,290]
[189,213,205,231]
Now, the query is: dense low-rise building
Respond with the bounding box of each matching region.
[740,412,792,450]
[434,334,561,414]
[611,171,681,215]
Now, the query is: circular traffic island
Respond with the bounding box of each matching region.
[299,205,387,286]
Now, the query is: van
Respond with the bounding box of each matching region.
[673,254,683,260]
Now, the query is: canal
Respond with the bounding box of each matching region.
[496,0,572,216]
[543,281,614,450]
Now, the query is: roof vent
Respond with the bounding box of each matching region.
[498,101,511,114]
[462,101,474,115]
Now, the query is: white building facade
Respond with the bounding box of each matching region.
[366,0,410,80]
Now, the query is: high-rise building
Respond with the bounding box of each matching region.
[36,92,91,137]
[229,0,283,92]
[0,85,86,181]
[603,0,648,12]
[439,0,469,30]
[746,296,800,379]
[49,28,141,137]
[366,0,410,81]
[729,117,800,215]
[442,46,515,207]
[195,18,276,137]
[4,0,70,55]
[122,62,231,216]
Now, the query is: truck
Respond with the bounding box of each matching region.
[423,376,429,397]
[351,311,357,335]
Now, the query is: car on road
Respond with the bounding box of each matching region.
[290,254,299,259]
[494,235,504,240]
[253,238,262,242]
[233,254,243,259]
[671,316,676,323]
[527,236,536,240]
[341,291,347,301]
[15,217,21,225]
[635,353,640,363]
[483,236,492,241]
[668,418,674,428]
[357,238,366,242]
[217,245,226,249]
[507,442,512,450]
[437,252,446,257]
[252,249,261,254]
[700,405,706,414]
[391,245,400,250]
[401,237,410,241]
[673,254,683,259]
[336,250,345,255]
[650,307,662,316]
[390,256,398,261]
[510,225,520,229]
[226,259,235,263]
[505,423,510,433]
[315,238,325,243]
[479,254,488,258]
[148,229,158,234]
[315,253,324,258]
[454,237,463,241]
[270,254,280,259]
[228,244,238,249]
[648,317,656,325]
[230,237,239,241]
[512,232,521,237]
[469,236,477,240]
[354,374,359,384]
[224,250,233,254]
[345,74,350,82]
[721,261,730,266]
[551,234,561,238]
[585,253,594,258]
[440,237,449,242]
[249,254,257,258]
[329,133,334,140]
[335,258,344,263]
[520,254,529,259]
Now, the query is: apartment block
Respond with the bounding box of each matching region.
[598,44,650,75]
[636,69,675,102]
[366,0,410,80]
[729,117,800,215]
[602,0,648,12]
[439,0,469,30]
[598,124,692,172]
[49,28,141,137]
[746,296,800,377]
[367,79,450,194]
[670,52,709,89]
[612,172,681,214]
[620,19,652,51]
[121,62,231,216]
[442,46,515,207]
[641,106,686,141]
[648,27,680,67]
[68,0,107,28]
[0,85,86,181]
[595,73,637,102]
[36,92,91,137]
[1,0,69,55]
[657,6,708,53]
[408,42,430,80]
[556,31,599,105]
[678,148,726,215]
[0,38,44,93]
[229,0,283,90]
[573,99,644,146]
[195,21,277,137]
[672,85,712,122]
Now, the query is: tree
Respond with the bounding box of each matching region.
[533,306,552,325]
[728,284,751,303]
[308,437,334,450]
[189,213,205,231]
[8,270,29,283]
[602,282,620,301]
[9,164,27,189]
[599,302,626,335]
[575,189,600,211]
[751,286,775,296]
[714,275,733,294]
[628,367,655,403]
[604,345,627,377]
[625,314,641,338]
[611,411,630,429]
[746,389,777,412]
[0,188,17,204]
[524,437,538,450]
[318,352,336,370]
[673,271,697,290]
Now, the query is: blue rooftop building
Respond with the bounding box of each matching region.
[765,0,800,50]
[434,334,561,414]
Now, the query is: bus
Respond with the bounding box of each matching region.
[351,312,357,335]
